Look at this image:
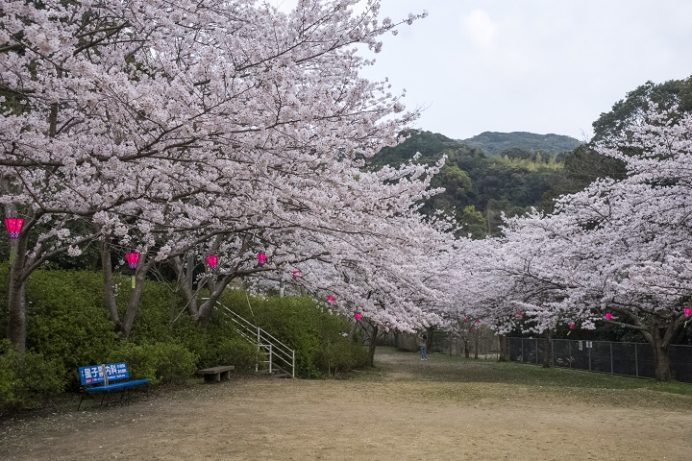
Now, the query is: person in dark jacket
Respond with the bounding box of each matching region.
[418,333,428,360]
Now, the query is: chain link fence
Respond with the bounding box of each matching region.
[508,337,692,383]
[379,329,500,358]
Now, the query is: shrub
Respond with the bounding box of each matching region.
[124,277,184,343]
[24,269,118,376]
[149,342,198,384]
[108,341,197,384]
[106,342,155,383]
[211,338,260,372]
[221,291,366,378]
[0,340,67,412]
[318,339,354,375]
[317,330,369,376]
[0,263,371,410]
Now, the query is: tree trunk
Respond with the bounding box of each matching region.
[120,270,147,337]
[639,320,680,381]
[172,253,199,316]
[606,307,685,381]
[463,338,470,358]
[367,324,379,367]
[196,273,233,326]
[473,329,479,360]
[648,327,673,381]
[652,341,672,381]
[498,335,509,362]
[6,233,28,354]
[7,279,26,354]
[426,326,434,352]
[100,237,121,329]
[542,329,553,368]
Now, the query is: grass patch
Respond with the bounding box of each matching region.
[358,348,692,410]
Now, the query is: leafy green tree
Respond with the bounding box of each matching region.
[592,76,692,141]
[459,205,487,239]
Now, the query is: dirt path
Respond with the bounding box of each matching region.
[2,349,692,460]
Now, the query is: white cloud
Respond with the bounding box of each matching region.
[268,0,692,140]
[463,9,497,49]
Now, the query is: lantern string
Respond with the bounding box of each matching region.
[244,291,256,321]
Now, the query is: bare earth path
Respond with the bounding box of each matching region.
[2,349,692,460]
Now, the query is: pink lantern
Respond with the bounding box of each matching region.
[291,268,302,280]
[124,251,140,289]
[4,217,24,239]
[326,295,336,304]
[475,319,481,325]
[568,321,577,330]
[604,312,614,321]
[515,310,524,318]
[354,311,362,320]
[683,307,692,318]
[256,251,267,266]
[205,254,218,268]
[124,251,140,270]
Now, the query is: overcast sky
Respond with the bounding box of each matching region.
[271,0,692,141]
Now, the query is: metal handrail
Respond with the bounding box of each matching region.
[210,300,295,378]
[256,328,293,354]
[222,313,293,370]
[219,306,293,362]
[221,305,294,352]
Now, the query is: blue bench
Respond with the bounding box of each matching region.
[78,362,150,410]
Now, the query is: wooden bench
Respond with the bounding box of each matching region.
[78,362,150,410]
[197,365,235,383]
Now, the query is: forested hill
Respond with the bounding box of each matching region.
[371,130,581,167]
[371,78,692,238]
[371,130,571,238]
[462,131,582,156]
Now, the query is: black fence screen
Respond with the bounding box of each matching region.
[508,338,692,383]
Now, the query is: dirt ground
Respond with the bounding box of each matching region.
[2,349,692,461]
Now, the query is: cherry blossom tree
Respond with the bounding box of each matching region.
[1,0,434,350]
[471,103,692,380]
[237,161,461,364]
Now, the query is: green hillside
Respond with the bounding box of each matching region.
[372,130,569,238]
[462,131,582,156]
[371,76,692,238]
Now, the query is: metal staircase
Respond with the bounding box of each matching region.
[210,300,296,378]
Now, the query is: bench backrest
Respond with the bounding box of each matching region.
[78,362,130,386]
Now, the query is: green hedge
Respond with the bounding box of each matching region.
[0,340,66,411]
[107,341,197,384]
[219,291,368,378]
[25,269,119,375]
[0,267,368,411]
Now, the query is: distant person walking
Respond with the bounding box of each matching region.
[418,333,428,360]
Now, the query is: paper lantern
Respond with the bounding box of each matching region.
[124,251,140,289]
[568,321,577,330]
[291,268,302,280]
[205,254,218,268]
[515,310,524,318]
[603,312,614,321]
[354,311,362,320]
[326,295,336,304]
[4,217,24,239]
[683,307,692,318]
[124,251,140,270]
[256,251,267,266]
